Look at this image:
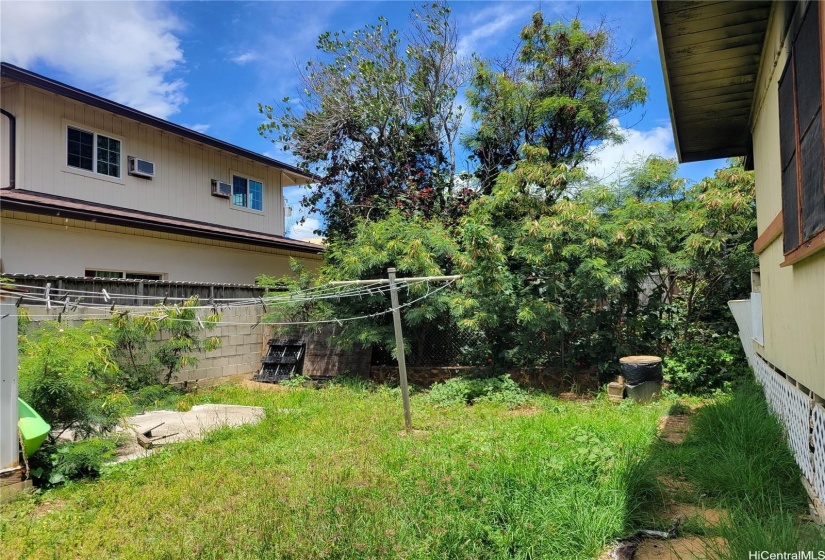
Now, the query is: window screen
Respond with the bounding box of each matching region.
[249,180,263,211]
[794,4,822,134]
[232,175,248,207]
[800,111,825,241]
[68,127,94,171]
[96,135,121,177]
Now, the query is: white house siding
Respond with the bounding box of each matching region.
[0,211,321,284]
[2,81,298,235]
[750,3,825,397]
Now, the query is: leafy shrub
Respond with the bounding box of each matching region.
[427,375,528,408]
[109,297,221,386]
[280,375,311,388]
[131,384,182,412]
[664,330,750,394]
[45,438,117,486]
[18,321,129,440]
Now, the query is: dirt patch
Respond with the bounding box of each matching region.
[32,498,67,518]
[658,414,692,444]
[557,392,595,402]
[239,379,291,391]
[397,429,430,437]
[664,503,727,527]
[657,475,696,496]
[634,536,725,560]
[507,406,542,416]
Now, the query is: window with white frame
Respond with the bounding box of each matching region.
[67,125,121,178]
[232,174,263,211]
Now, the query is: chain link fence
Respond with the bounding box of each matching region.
[372,320,486,367]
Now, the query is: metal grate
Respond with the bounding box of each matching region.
[254,339,305,383]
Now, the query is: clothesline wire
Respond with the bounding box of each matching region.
[1,280,455,327]
[2,277,436,309]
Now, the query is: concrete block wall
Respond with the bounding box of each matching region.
[21,305,264,386]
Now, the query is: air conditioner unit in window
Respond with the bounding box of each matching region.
[128,157,155,178]
[211,179,232,198]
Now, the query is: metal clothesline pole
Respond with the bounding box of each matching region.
[329,271,461,432]
[387,268,412,432]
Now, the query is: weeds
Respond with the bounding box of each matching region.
[426,375,529,408]
[1,381,663,559]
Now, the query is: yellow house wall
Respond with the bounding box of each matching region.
[751,3,825,396]
[0,211,321,284]
[0,80,302,236]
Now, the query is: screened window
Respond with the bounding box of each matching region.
[67,126,121,178]
[232,175,263,211]
[85,270,163,280]
[67,127,93,171]
[778,1,825,261]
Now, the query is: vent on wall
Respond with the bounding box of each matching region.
[211,179,231,198]
[128,157,155,178]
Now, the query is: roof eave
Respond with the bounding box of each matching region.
[651,0,686,163]
[0,62,316,183]
[1,193,323,255]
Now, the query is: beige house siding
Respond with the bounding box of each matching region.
[2,80,298,235]
[1,211,321,284]
[750,3,825,396]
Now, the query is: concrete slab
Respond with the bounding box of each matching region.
[115,404,265,462]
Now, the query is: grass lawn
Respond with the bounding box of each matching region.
[1,381,665,560]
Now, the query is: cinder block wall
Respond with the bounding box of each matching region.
[21,305,264,385]
[171,306,264,385]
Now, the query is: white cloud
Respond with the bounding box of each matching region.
[289,217,322,240]
[1,1,187,119]
[230,51,257,65]
[456,3,533,58]
[187,123,211,134]
[583,120,676,182]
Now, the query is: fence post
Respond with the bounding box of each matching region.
[0,301,19,471]
[387,268,412,431]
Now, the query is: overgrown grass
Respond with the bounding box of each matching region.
[628,380,825,556]
[1,381,666,559]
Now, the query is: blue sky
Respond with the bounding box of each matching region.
[1,1,725,238]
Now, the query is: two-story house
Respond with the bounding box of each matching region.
[654,0,825,509]
[0,62,322,284]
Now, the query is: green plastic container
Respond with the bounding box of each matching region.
[18,398,51,457]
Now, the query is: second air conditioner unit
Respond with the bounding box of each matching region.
[211,179,232,198]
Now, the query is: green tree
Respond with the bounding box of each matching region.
[259,1,467,240]
[464,14,647,194]
[322,211,459,357]
[456,155,756,374]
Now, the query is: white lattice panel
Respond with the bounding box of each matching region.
[812,405,825,505]
[751,355,816,496]
[781,377,813,481]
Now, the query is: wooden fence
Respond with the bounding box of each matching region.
[3,273,269,306]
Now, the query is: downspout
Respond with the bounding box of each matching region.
[0,108,15,188]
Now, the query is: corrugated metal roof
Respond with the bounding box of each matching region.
[653,1,773,162]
